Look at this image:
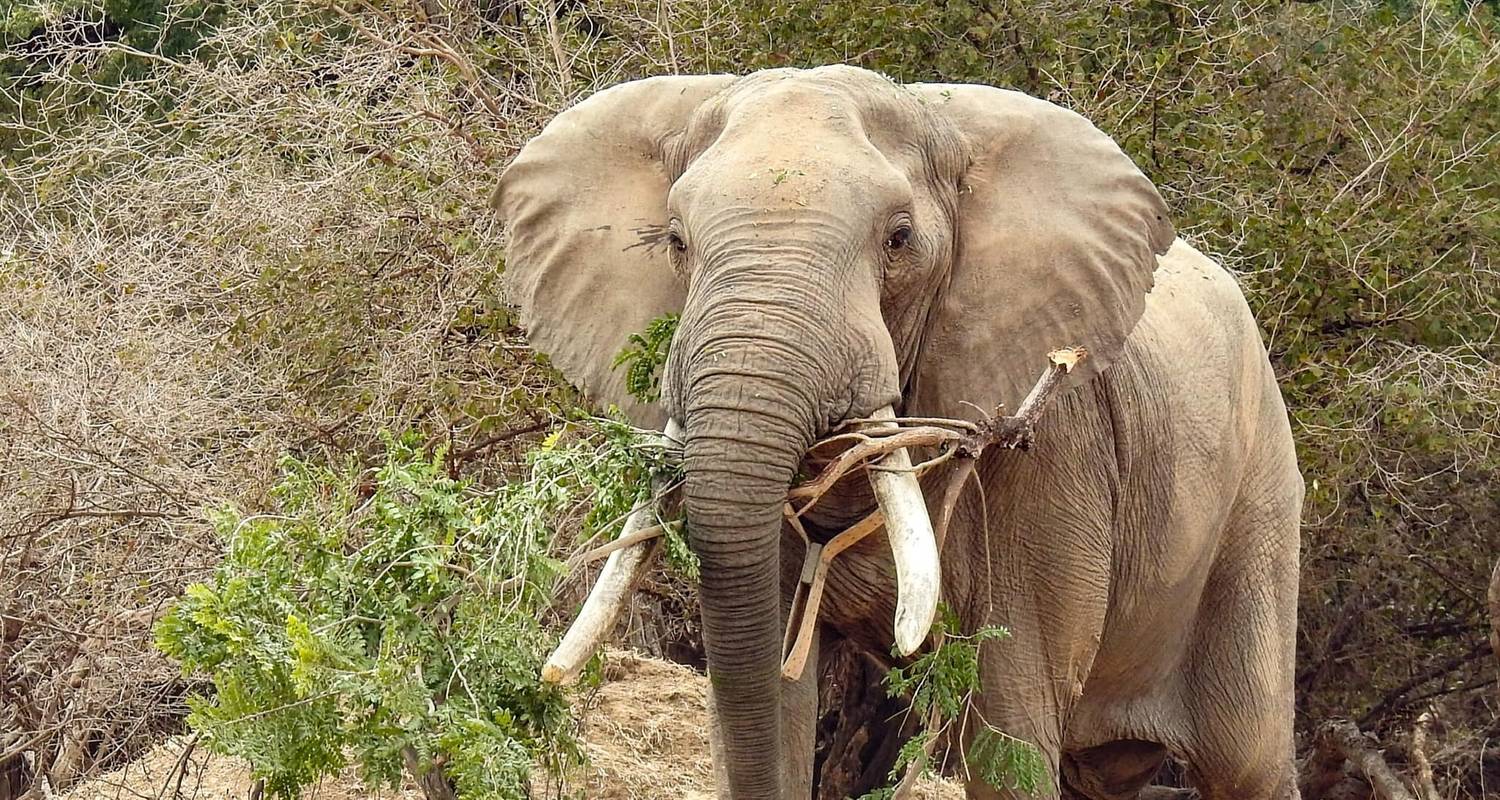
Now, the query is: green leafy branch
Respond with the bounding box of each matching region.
[154,419,685,799]
[858,606,1049,798]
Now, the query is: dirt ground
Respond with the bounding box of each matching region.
[61,651,962,800]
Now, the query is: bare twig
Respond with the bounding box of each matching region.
[573,521,679,566]
[156,733,200,800]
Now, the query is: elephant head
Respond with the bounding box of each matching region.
[494,65,1173,797]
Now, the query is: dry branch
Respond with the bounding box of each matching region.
[1305,720,1416,800]
[790,347,1086,512]
[1408,708,1438,800]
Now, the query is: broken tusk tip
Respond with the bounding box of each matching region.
[540,663,566,684]
[894,605,938,657]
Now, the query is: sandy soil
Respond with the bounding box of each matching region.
[62,651,962,800]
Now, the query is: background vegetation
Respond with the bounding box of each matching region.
[2,0,1496,796]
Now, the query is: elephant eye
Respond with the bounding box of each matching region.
[885,225,911,252]
[667,231,686,254]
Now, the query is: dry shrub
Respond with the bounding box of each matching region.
[0,0,725,791]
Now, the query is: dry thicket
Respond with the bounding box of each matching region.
[0,1,692,791]
[2,0,1498,798]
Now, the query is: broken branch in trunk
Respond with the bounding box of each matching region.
[777,348,1085,678]
[789,347,1086,515]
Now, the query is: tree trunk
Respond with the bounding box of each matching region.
[814,641,914,799]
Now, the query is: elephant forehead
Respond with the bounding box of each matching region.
[669,141,909,219]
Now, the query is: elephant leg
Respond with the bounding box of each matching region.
[1178,504,1301,800]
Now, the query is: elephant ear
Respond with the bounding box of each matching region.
[493,75,736,426]
[906,84,1174,420]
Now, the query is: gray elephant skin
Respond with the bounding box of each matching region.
[494,65,1304,800]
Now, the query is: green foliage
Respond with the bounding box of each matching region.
[882,608,1009,720]
[966,727,1051,795]
[859,607,1048,797]
[613,312,679,404]
[1,0,234,152]
[155,421,682,798]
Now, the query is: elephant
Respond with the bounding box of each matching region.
[493,65,1304,800]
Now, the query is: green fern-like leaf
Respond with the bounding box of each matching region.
[968,726,1050,795]
[861,605,1050,797]
[613,313,679,403]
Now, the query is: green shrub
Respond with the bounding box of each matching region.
[154,421,681,798]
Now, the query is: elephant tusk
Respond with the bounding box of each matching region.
[540,419,684,684]
[868,406,941,656]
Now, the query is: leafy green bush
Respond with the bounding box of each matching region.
[154,422,680,798]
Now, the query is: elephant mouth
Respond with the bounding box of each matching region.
[539,406,941,685]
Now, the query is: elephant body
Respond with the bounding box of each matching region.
[810,239,1302,799]
[495,65,1303,799]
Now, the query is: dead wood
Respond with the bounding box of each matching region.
[1304,720,1415,800]
[1408,708,1438,800]
[813,642,915,799]
[791,347,1086,513]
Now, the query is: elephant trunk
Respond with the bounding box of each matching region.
[664,226,940,795]
[672,282,836,797]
